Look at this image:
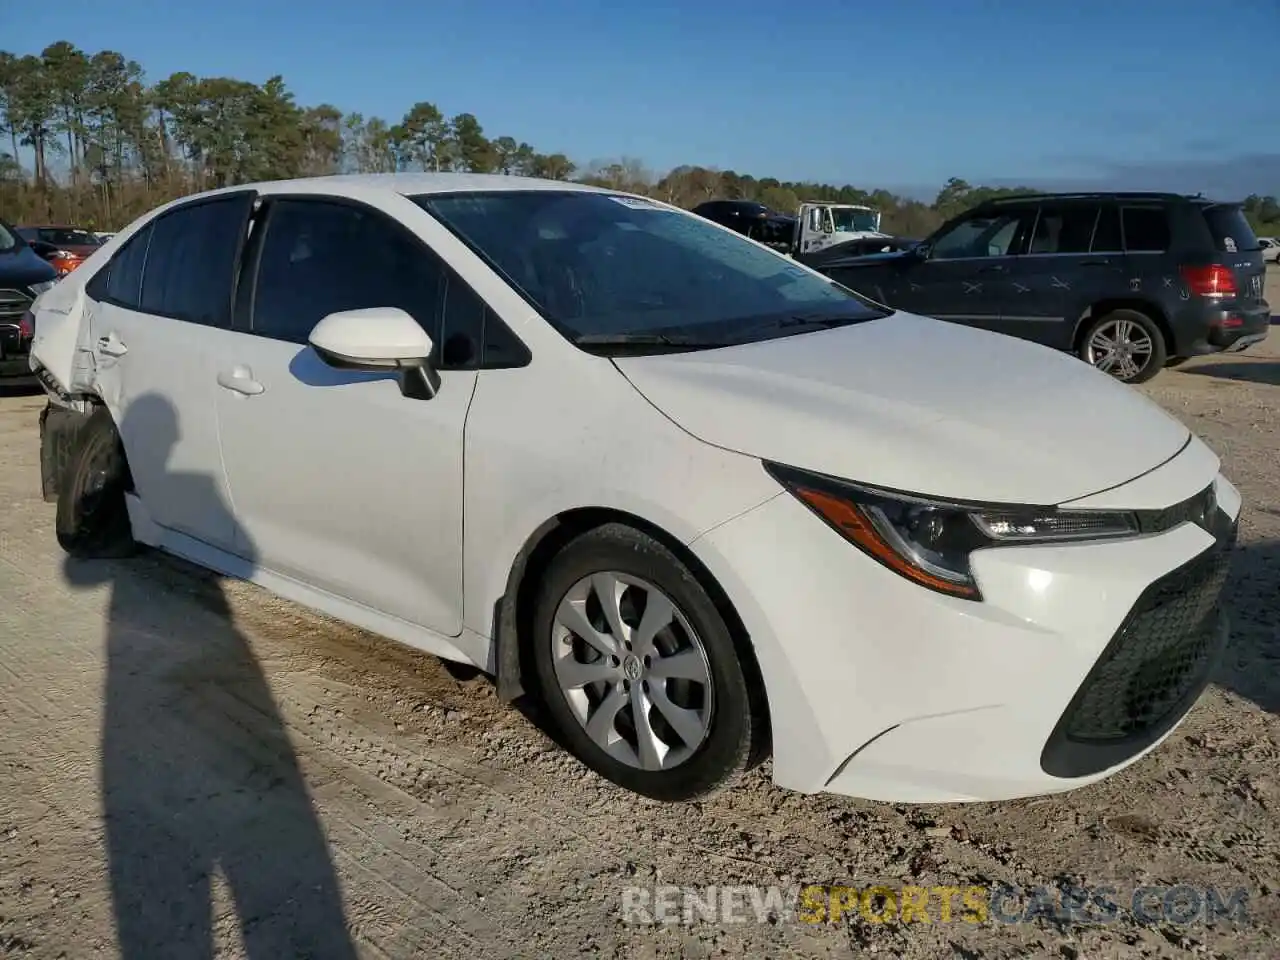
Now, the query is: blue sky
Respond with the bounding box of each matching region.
[6,0,1279,198]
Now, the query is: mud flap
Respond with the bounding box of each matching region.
[39,402,92,503]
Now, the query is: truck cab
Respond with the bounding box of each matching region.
[793,202,885,256]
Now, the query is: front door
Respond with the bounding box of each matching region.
[908,207,1033,333]
[88,193,255,553]
[213,195,477,638]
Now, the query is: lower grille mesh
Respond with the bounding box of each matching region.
[1062,524,1235,742]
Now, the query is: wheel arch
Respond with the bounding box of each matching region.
[491,506,772,766]
[1072,299,1176,356]
[39,392,114,504]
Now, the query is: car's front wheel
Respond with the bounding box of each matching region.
[531,523,765,801]
[1078,309,1168,384]
[55,405,138,559]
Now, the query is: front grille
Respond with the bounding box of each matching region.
[0,287,34,323]
[1060,521,1235,744]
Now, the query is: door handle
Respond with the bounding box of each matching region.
[96,333,128,357]
[217,369,265,396]
[1079,259,1111,267]
[976,264,1007,274]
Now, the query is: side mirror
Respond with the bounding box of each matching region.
[911,243,931,261]
[309,307,442,399]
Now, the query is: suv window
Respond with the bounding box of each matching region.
[1090,204,1122,252]
[1028,204,1099,254]
[250,197,522,369]
[1121,207,1171,252]
[139,197,249,326]
[1201,205,1260,252]
[95,224,153,308]
[929,209,1029,259]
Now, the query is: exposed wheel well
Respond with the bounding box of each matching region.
[1073,300,1176,356]
[38,394,113,504]
[494,507,771,766]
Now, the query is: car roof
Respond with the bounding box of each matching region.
[979,191,1234,208]
[201,173,621,200]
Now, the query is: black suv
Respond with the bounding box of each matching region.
[817,192,1271,383]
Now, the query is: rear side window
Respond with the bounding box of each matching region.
[139,196,250,327]
[1028,205,1099,254]
[1201,205,1260,252]
[1121,207,1171,252]
[95,224,153,308]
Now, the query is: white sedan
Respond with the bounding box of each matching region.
[29,174,1241,803]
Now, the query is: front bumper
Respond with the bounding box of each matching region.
[690,440,1240,802]
[0,325,33,379]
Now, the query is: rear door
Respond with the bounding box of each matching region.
[87,192,255,553]
[997,201,1124,348]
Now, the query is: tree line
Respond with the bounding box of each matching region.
[3,41,1278,240]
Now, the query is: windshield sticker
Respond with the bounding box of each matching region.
[608,195,662,210]
[1224,236,1237,253]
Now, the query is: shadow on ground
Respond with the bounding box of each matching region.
[61,392,358,959]
[1215,537,1280,715]
[1180,361,1280,386]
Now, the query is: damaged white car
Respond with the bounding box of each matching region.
[29,174,1241,803]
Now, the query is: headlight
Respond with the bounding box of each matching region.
[30,280,56,296]
[765,462,1139,601]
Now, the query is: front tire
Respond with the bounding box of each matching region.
[1078,309,1167,384]
[55,405,138,559]
[530,523,764,801]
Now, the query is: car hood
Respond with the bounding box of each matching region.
[0,245,58,287]
[613,311,1192,505]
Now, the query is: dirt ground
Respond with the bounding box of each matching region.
[2,270,1278,960]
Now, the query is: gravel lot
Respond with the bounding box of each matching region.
[2,269,1278,959]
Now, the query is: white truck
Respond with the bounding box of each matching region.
[791,201,889,257]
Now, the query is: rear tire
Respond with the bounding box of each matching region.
[55,405,138,559]
[1078,309,1167,384]
[530,523,764,801]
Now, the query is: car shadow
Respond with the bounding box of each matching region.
[61,392,358,959]
[1215,536,1280,716]
[1178,360,1280,386]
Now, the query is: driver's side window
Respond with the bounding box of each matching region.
[930,211,1026,260]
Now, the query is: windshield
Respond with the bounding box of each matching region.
[830,208,879,233]
[414,191,887,350]
[0,222,17,252]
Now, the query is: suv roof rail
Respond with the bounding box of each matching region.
[980,191,1198,205]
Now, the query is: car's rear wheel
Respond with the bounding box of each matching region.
[55,405,138,559]
[1079,309,1167,384]
[531,523,763,801]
